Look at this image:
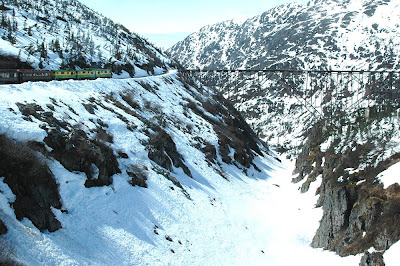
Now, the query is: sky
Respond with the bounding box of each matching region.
[79,0,310,49]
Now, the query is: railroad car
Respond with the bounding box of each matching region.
[0,69,112,83]
[19,69,52,82]
[53,70,78,80]
[0,69,19,83]
[76,70,97,80]
[94,69,112,78]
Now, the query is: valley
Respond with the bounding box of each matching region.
[1,0,400,265]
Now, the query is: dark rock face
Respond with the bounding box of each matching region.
[15,102,121,188]
[360,252,385,266]
[0,219,7,235]
[294,109,400,262]
[148,129,192,178]
[310,153,400,257]
[0,135,62,232]
[311,184,353,252]
[44,127,121,187]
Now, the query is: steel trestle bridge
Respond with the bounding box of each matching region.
[182,69,400,119]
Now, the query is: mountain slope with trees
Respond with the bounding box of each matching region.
[0,0,174,76]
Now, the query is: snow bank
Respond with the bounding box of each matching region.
[378,162,400,189]
[384,239,400,265]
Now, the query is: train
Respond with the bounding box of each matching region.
[0,69,112,84]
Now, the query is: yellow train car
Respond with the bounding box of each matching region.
[53,70,77,80]
[76,70,96,80]
[52,69,111,80]
[94,69,112,78]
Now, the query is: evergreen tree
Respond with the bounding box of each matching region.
[52,39,61,53]
[12,16,17,31]
[114,46,122,60]
[7,31,15,44]
[27,43,34,55]
[1,10,7,28]
[38,41,48,59]
[38,59,44,69]
[6,21,15,44]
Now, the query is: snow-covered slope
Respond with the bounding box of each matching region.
[168,0,400,264]
[168,0,400,153]
[169,0,400,71]
[0,72,366,265]
[168,0,400,152]
[1,0,399,264]
[0,0,173,76]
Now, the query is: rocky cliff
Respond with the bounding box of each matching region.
[294,106,400,265]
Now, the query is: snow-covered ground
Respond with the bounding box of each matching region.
[0,72,393,265]
[385,239,400,265]
[0,157,362,265]
[378,162,400,189]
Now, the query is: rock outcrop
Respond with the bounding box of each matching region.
[0,219,7,235]
[16,102,121,188]
[44,127,121,188]
[360,252,385,266]
[0,134,62,232]
[148,128,192,178]
[294,107,400,263]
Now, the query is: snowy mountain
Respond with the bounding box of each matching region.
[168,0,400,264]
[0,70,371,266]
[169,0,400,150]
[0,0,174,76]
[168,0,400,71]
[0,0,400,265]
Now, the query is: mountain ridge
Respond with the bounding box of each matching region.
[168,0,399,71]
[0,0,174,76]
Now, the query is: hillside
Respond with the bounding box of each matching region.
[168,0,400,264]
[0,71,375,265]
[0,0,174,76]
[168,0,400,71]
[0,0,400,265]
[169,0,400,151]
